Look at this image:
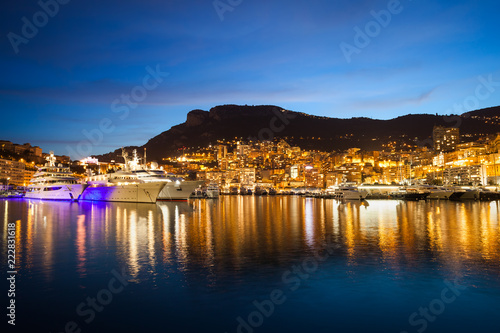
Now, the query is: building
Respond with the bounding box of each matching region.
[239,168,256,185]
[304,166,322,187]
[0,140,14,152]
[290,165,301,179]
[443,165,487,186]
[0,159,25,187]
[216,145,227,160]
[23,169,36,187]
[433,126,459,152]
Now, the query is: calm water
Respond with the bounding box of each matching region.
[1,197,499,333]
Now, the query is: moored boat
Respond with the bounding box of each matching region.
[327,183,368,200]
[25,152,86,201]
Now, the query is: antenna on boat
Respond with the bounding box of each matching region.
[46,151,56,167]
[121,148,129,171]
[144,148,147,167]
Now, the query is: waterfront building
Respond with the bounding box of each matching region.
[433,126,460,152]
[443,164,487,185]
[239,168,256,186]
[304,166,322,187]
[23,169,36,187]
[0,158,25,187]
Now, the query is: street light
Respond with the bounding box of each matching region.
[6,177,10,190]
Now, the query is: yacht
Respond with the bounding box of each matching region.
[119,149,203,201]
[81,171,165,203]
[421,185,454,200]
[254,186,268,196]
[327,183,368,200]
[25,152,86,201]
[81,150,165,203]
[449,187,480,201]
[129,168,203,200]
[390,186,429,201]
[204,183,219,199]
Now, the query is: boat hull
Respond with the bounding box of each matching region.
[205,189,219,198]
[427,191,453,200]
[341,190,368,200]
[157,181,203,200]
[81,183,164,203]
[456,190,479,200]
[25,184,86,201]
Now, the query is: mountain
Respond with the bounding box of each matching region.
[95,105,500,162]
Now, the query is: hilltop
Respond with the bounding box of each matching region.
[95,105,500,162]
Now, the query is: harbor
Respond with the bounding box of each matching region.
[1,196,499,333]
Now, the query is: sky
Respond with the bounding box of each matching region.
[1,0,500,159]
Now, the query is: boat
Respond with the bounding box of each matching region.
[204,183,219,199]
[81,181,165,203]
[421,185,454,200]
[115,149,202,201]
[25,152,86,201]
[239,186,252,195]
[327,183,368,200]
[390,186,428,201]
[450,187,490,201]
[305,188,322,197]
[82,169,165,203]
[137,171,203,201]
[229,186,239,195]
[81,150,166,203]
[190,188,206,198]
[254,186,268,196]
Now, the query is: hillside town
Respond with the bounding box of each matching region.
[1,125,500,193]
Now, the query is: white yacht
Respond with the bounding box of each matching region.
[102,149,202,201]
[25,152,86,201]
[204,183,219,199]
[423,185,455,200]
[81,150,164,203]
[82,171,164,203]
[327,183,368,200]
[132,169,203,200]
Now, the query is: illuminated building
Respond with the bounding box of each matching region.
[0,158,25,187]
[304,166,322,187]
[443,165,487,186]
[433,126,459,152]
[239,168,256,185]
[290,164,300,179]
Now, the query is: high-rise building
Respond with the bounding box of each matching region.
[239,168,256,185]
[216,145,227,160]
[433,126,459,152]
[304,166,322,187]
[0,159,25,187]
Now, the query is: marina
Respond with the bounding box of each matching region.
[1,197,499,332]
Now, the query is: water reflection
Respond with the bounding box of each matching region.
[0,198,499,284]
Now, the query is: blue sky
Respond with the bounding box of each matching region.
[1,0,499,158]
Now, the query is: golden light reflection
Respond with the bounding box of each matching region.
[128,209,139,278]
[147,210,156,269]
[76,214,86,276]
[2,197,498,285]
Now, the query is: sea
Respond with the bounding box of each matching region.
[1,197,499,333]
